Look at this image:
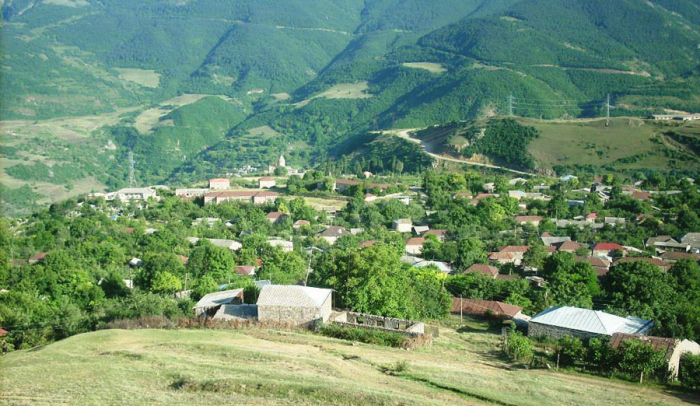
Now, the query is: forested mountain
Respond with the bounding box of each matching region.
[2,0,700,214]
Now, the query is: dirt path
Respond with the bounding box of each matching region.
[391,129,537,177]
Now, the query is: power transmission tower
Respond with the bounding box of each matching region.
[128,151,137,187]
[508,94,514,116]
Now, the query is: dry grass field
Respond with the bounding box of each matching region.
[1,320,696,406]
[402,62,447,73]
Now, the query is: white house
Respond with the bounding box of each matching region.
[405,237,425,255]
[209,178,231,190]
[393,218,413,233]
[259,177,276,188]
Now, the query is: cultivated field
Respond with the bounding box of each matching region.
[525,117,698,172]
[295,82,372,107]
[115,68,161,88]
[402,62,447,73]
[1,321,695,406]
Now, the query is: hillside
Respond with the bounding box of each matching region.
[2,0,700,214]
[1,326,694,406]
[406,117,700,176]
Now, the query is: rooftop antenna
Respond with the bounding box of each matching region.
[128,151,137,187]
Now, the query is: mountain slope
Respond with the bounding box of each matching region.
[2,0,700,214]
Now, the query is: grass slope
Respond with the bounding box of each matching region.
[1,324,693,406]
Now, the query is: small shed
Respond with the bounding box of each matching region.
[257,285,333,326]
[194,289,244,317]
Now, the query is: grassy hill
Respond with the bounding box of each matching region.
[405,117,700,177]
[1,323,694,406]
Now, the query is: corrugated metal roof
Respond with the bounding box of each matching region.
[195,289,244,309]
[257,285,332,308]
[531,306,652,336]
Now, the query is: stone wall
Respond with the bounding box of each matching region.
[528,322,601,340]
[257,295,332,327]
[334,312,425,335]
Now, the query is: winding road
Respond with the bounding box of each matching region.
[390,129,537,177]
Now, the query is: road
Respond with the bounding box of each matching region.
[391,129,537,177]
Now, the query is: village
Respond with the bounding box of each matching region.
[3,154,700,390]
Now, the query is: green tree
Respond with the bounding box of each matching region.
[618,339,666,383]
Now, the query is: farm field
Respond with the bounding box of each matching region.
[402,62,447,73]
[295,82,372,107]
[524,118,698,172]
[1,323,694,406]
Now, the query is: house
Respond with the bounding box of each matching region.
[465,263,499,279]
[453,191,473,200]
[613,256,669,272]
[256,285,333,326]
[192,217,220,227]
[528,306,653,340]
[195,289,244,317]
[423,229,447,242]
[488,252,517,265]
[393,218,413,233]
[451,298,523,320]
[611,333,700,380]
[0,328,8,337]
[350,228,364,235]
[592,243,624,257]
[293,220,310,229]
[541,235,571,246]
[661,251,700,264]
[187,237,242,251]
[413,225,430,235]
[553,241,581,253]
[604,217,626,226]
[362,171,372,178]
[359,240,378,248]
[204,191,278,205]
[266,212,289,224]
[175,188,209,198]
[585,213,598,222]
[405,238,425,255]
[497,246,530,265]
[483,182,496,193]
[28,252,47,264]
[364,193,377,202]
[508,178,528,186]
[414,260,453,274]
[645,235,686,252]
[268,239,294,253]
[560,175,578,182]
[127,257,143,267]
[508,191,550,201]
[258,177,276,188]
[631,191,651,201]
[110,187,158,202]
[680,233,700,252]
[577,256,611,277]
[318,226,349,245]
[209,178,230,190]
[178,255,189,265]
[234,265,256,276]
[515,215,543,226]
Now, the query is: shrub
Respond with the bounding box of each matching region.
[506,330,533,364]
[559,336,585,367]
[680,353,700,390]
[320,324,409,348]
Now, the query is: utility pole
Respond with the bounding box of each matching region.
[508,94,514,116]
[460,295,463,323]
[606,94,611,119]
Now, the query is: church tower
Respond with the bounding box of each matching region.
[278,155,286,167]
